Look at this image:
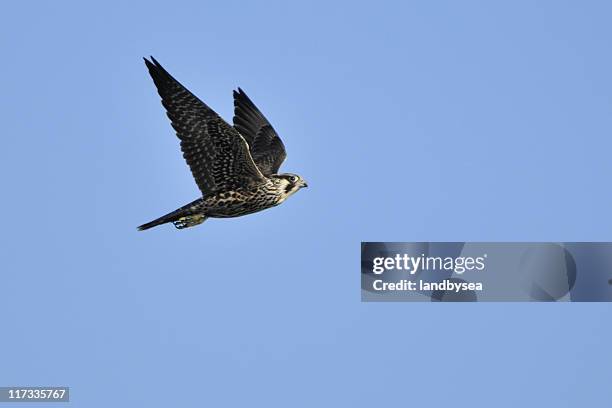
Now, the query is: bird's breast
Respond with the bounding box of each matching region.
[201,186,284,218]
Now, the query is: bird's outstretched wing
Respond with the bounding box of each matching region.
[232,88,287,175]
[144,57,266,195]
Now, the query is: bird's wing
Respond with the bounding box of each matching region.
[144,57,266,195]
[232,88,287,175]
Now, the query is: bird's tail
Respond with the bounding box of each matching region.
[137,200,207,231]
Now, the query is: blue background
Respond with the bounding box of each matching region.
[1,1,611,406]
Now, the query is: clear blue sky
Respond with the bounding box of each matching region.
[1,1,611,406]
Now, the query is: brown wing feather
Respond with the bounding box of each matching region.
[144,57,265,195]
[232,88,287,175]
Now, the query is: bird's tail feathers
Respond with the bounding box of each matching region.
[138,200,206,231]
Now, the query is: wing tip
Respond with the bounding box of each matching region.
[233,87,256,109]
[143,56,159,75]
[143,55,156,65]
[143,55,174,87]
[233,87,247,98]
[144,56,165,70]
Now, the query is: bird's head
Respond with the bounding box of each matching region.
[273,173,308,197]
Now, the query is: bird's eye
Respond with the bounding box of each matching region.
[290,176,298,182]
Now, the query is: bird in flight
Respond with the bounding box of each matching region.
[138,57,307,231]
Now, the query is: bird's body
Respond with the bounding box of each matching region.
[138,57,306,231]
[200,176,301,217]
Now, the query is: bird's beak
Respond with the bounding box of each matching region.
[301,180,308,188]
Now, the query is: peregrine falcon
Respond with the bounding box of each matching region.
[138,57,307,231]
